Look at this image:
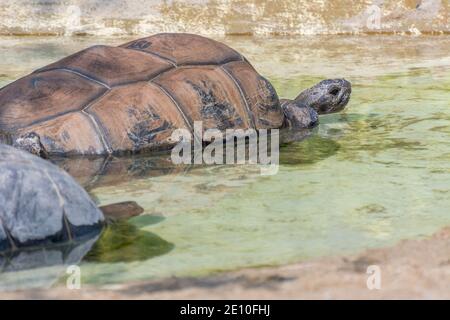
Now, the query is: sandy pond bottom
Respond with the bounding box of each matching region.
[0,34,449,292]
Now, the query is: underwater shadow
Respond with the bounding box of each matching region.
[280,135,341,166]
[53,130,337,190]
[84,218,174,263]
[51,152,191,191]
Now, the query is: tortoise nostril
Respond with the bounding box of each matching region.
[329,88,340,96]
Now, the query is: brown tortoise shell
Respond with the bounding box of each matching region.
[0,33,283,155]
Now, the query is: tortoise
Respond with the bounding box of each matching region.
[0,143,144,257]
[0,33,351,157]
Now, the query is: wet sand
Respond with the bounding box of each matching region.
[2,226,449,300]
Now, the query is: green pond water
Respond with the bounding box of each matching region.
[0,35,450,288]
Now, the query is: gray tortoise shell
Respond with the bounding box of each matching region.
[0,144,104,253]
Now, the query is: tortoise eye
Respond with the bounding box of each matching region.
[329,88,340,96]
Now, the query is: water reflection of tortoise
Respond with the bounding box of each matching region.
[51,133,341,191]
[0,144,173,290]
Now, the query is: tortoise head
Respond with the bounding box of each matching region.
[295,79,352,114]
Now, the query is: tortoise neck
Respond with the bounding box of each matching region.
[279,98,294,129]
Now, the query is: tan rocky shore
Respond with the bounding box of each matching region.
[1,0,448,36]
[2,226,449,300]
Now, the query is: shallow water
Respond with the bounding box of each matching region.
[0,34,450,287]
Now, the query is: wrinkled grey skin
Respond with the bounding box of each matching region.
[0,144,104,254]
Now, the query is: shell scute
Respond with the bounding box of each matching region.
[0,70,106,130]
[121,33,242,66]
[88,82,189,153]
[153,66,252,132]
[15,112,107,155]
[35,45,174,87]
[222,61,284,129]
[0,164,65,246]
